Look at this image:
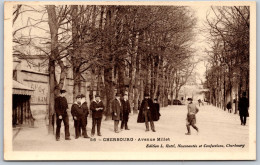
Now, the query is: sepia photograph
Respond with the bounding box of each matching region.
[4,1,256,160]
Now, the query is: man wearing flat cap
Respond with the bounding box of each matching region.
[185,98,199,135]
[137,93,156,132]
[90,94,104,136]
[112,93,123,133]
[54,89,71,141]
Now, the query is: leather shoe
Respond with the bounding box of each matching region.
[65,137,71,140]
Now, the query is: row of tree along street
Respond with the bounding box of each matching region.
[13,5,197,133]
[204,6,250,114]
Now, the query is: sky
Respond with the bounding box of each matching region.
[189,5,213,83]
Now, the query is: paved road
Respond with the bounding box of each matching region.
[13,105,249,152]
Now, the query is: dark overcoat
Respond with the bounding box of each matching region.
[153,103,161,121]
[238,97,249,116]
[137,98,160,123]
[111,99,122,121]
[81,102,89,118]
[121,99,131,114]
[90,100,104,119]
[71,102,83,117]
[54,96,68,116]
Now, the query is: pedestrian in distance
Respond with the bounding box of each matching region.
[238,92,249,126]
[90,94,104,136]
[112,93,122,133]
[71,95,89,139]
[226,101,232,113]
[185,98,199,135]
[137,93,157,132]
[121,93,131,130]
[54,89,71,141]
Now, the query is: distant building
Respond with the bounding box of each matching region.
[13,54,97,124]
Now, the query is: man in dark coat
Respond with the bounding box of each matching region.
[238,92,249,126]
[112,93,122,133]
[54,89,71,141]
[137,93,156,132]
[71,95,88,139]
[81,94,89,137]
[121,94,131,130]
[153,98,161,121]
[90,94,104,136]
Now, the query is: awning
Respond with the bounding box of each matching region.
[13,80,34,95]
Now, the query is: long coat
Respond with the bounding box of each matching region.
[153,103,161,121]
[90,100,104,119]
[137,98,160,123]
[111,99,122,121]
[238,97,249,116]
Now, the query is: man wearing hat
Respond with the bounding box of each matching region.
[120,93,131,130]
[137,93,156,132]
[112,93,123,133]
[54,89,71,141]
[81,94,90,136]
[90,94,104,136]
[185,98,199,135]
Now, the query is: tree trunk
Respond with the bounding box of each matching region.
[46,5,59,134]
[48,60,55,134]
[104,67,114,120]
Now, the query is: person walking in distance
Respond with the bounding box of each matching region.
[238,92,249,126]
[54,89,71,141]
[185,98,199,135]
[81,94,90,137]
[137,93,156,132]
[90,94,104,136]
[112,93,122,133]
[121,94,131,130]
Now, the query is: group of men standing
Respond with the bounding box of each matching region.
[54,90,161,141]
[54,90,104,141]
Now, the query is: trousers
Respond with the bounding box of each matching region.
[121,113,129,129]
[91,118,102,134]
[74,116,87,138]
[240,115,247,125]
[144,111,154,130]
[114,120,120,132]
[56,114,70,139]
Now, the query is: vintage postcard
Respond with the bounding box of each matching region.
[4,1,256,160]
